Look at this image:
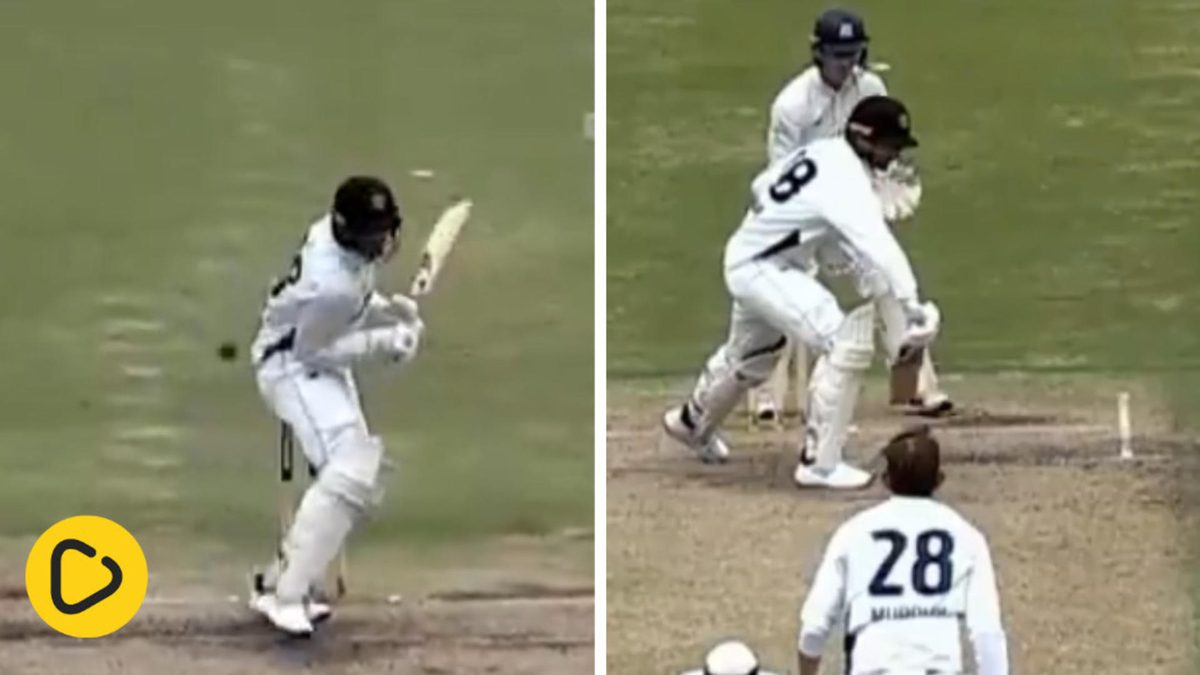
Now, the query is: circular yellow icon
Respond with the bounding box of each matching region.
[25,515,148,638]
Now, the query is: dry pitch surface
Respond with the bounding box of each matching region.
[0,538,593,674]
[0,589,591,674]
[608,374,1199,674]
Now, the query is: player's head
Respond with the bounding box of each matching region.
[880,425,943,497]
[845,95,918,170]
[811,7,869,90]
[331,175,403,261]
[697,640,762,675]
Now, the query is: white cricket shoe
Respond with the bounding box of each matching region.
[793,462,873,490]
[251,572,334,625]
[307,600,333,624]
[913,392,954,417]
[268,601,314,637]
[662,406,730,464]
[250,592,316,637]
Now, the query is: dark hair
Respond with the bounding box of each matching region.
[881,425,942,497]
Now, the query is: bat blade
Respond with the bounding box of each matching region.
[889,347,924,404]
[410,199,472,297]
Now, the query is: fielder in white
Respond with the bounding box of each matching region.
[249,175,423,636]
[663,95,939,489]
[751,7,951,422]
[797,426,1009,675]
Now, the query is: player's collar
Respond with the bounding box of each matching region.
[818,68,858,93]
[343,248,375,270]
[887,495,935,503]
[325,220,375,269]
[837,137,875,175]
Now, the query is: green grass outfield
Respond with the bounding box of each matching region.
[609,0,1199,659]
[0,0,592,587]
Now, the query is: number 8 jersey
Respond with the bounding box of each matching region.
[723,136,919,307]
[251,216,378,370]
[799,496,1008,675]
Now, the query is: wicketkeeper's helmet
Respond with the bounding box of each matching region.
[811,7,869,66]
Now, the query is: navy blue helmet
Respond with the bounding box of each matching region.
[811,7,869,66]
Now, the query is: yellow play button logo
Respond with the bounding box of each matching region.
[25,515,148,637]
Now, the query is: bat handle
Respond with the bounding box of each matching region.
[279,424,294,482]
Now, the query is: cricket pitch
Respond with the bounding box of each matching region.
[607,373,1199,674]
[0,588,592,674]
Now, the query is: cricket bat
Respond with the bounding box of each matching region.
[889,347,924,405]
[278,424,296,549]
[410,199,473,296]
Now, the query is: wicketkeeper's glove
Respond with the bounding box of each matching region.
[873,160,923,224]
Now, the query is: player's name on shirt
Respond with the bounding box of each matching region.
[868,603,960,623]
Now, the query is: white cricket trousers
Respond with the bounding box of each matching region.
[723,259,845,364]
[255,353,369,471]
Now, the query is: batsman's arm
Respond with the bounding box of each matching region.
[821,179,919,305]
[362,291,420,327]
[293,291,419,369]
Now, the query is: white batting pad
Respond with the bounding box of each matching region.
[686,345,758,439]
[275,480,356,603]
[804,304,874,469]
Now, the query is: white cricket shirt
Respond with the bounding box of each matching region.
[251,216,377,369]
[799,496,1008,675]
[767,66,888,164]
[723,137,918,304]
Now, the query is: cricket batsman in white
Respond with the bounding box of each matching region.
[797,426,1009,675]
[750,7,952,422]
[248,175,423,635]
[663,95,939,489]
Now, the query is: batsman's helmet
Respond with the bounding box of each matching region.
[881,425,943,497]
[811,7,869,66]
[846,95,918,149]
[331,175,402,260]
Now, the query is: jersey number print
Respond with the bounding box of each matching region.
[768,153,817,203]
[269,253,303,298]
[868,529,955,597]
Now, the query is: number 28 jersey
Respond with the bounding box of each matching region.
[723,137,919,305]
[801,496,1005,675]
